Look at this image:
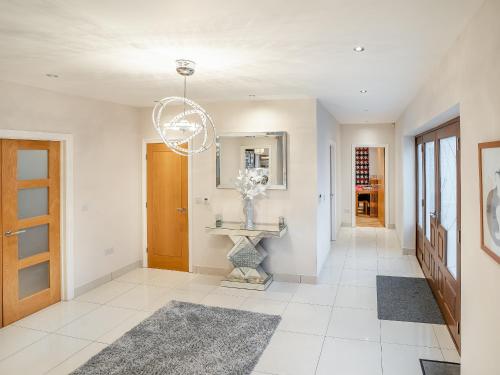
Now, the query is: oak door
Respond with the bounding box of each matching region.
[147,143,188,271]
[416,118,461,351]
[2,140,61,326]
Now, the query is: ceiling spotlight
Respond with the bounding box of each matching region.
[353,46,365,52]
[360,90,368,94]
[46,73,59,78]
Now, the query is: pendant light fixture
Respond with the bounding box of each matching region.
[152,60,216,156]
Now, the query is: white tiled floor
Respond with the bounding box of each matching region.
[0,227,460,374]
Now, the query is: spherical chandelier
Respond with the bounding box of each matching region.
[152,60,216,156]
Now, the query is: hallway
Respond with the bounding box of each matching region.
[0,227,458,375]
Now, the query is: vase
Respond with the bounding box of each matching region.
[243,198,255,229]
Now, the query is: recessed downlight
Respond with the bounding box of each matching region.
[353,46,365,52]
[360,89,368,94]
[46,73,59,78]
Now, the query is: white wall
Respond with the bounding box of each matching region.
[316,101,341,273]
[395,0,500,373]
[339,123,395,226]
[0,80,142,289]
[141,98,322,278]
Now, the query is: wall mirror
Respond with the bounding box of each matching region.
[216,132,287,190]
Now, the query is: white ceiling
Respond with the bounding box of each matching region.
[0,0,484,123]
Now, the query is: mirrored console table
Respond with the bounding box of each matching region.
[205,221,288,290]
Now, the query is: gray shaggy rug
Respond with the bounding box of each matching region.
[71,300,281,375]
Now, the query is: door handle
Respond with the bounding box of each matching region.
[176,208,187,213]
[4,229,27,237]
[430,211,439,220]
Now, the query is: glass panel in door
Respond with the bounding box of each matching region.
[18,261,50,299]
[425,142,435,240]
[417,144,423,228]
[17,149,48,180]
[18,224,49,259]
[439,136,458,278]
[17,187,49,219]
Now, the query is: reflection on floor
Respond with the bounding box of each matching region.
[0,227,460,375]
[356,215,384,227]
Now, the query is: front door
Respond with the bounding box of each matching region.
[147,143,188,271]
[416,118,461,351]
[2,139,61,325]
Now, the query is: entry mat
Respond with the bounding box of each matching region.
[376,275,445,324]
[420,359,460,375]
[71,300,281,375]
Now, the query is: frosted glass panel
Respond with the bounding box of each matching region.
[18,261,49,299]
[18,224,49,260]
[440,136,458,278]
[18,187,48,219]
[17,150,48,180]
[425,142,435,240]
[417,144,423,228]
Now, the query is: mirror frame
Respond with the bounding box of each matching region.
[216,131,287,190]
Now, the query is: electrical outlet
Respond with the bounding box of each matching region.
[104,247,114,256]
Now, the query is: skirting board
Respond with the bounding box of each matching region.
[403,247,416,255]
[74,260,142,297]
[341,222,395,229]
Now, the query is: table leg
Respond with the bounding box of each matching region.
[221,235,272,290]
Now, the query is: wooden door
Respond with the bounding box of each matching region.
[147,143,188,271]
[2,140,61,325]
[415,118,461,351]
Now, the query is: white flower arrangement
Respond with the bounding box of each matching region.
[235,169,268,200]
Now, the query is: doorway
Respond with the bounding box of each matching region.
[146,143,189,271]
[415,117,461,351]
[330,143,337,241]
[1,139,61,326]
[353,146,386,227]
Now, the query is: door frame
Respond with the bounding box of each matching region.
[351,143,389,227]
[141,138,193,272]
[329,141,337,241]
[0,129,74,300]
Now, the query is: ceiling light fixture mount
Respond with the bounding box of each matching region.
[360,89,368,94]
[175,59,196,76]
[353,46,365,52]
[152,59,216,157]
[46,73,59,78]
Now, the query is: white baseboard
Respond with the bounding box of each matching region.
[402,247,416,255]
[74,260,142,297]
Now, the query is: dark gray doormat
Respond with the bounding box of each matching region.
[377,276,445,324]
[71,301,281,375]
[420,359,460,375]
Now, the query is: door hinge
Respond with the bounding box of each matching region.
[457,137,461,151]
[145,202,148,208]
[458,322,460,335]
[146,247,148,253]
[458,229,461,244]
